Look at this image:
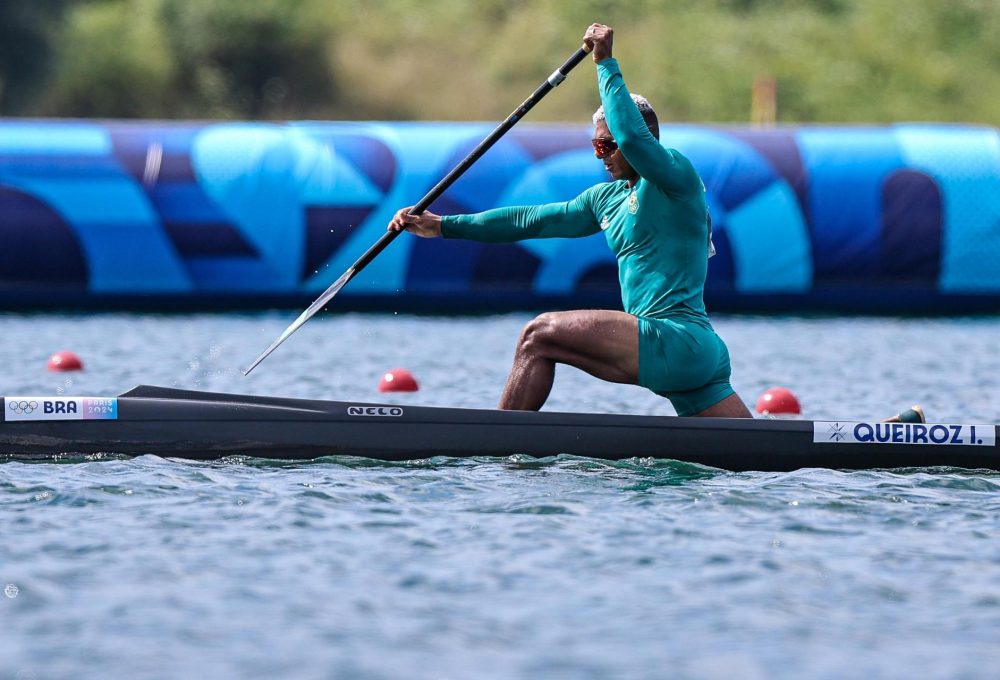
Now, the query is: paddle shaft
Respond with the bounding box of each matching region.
[346,45,591,276]
[244,44,590,375]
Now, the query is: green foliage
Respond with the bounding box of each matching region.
[45,0,175,117]
[160,0,336,118]
[4,0,999,124]
[0,0,71,114]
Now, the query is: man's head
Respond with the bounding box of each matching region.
[591,93,659,182]
[592,93,660,140]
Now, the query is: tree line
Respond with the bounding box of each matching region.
[1,0,996,126]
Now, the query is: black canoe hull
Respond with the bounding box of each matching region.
[2,385,998,471]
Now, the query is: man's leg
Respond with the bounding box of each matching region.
[694,393,753,418]
[499,310,639,410]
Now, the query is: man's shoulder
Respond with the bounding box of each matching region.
[582,180,625,202]
[662,145,697,169]
[648,146,704,196]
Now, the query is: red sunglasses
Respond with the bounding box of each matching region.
[591,137,619,158]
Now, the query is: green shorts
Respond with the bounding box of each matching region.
[637,316,735,417]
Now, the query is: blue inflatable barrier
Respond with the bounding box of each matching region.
[1,120,998,313]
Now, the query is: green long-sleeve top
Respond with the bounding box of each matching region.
[442,58,712,323]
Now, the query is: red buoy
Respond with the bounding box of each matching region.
[47,351,84,372]
[755,386,801,415]
[378,368,418,393]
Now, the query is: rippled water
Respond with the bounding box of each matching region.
[2,313,999,679]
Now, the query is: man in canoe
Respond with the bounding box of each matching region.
[389,23,752,418]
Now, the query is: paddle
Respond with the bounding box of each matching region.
[245,43,592,375]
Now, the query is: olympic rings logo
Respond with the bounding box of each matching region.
[8,400,38,415]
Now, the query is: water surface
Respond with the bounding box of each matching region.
[2,313,999,679]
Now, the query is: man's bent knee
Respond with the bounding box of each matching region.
[517,313,562,356]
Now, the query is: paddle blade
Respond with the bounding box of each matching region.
[243,267,355,376]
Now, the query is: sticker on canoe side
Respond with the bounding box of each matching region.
[814,422,995,446]
[347,406,403,417]
[3,397,118,422]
